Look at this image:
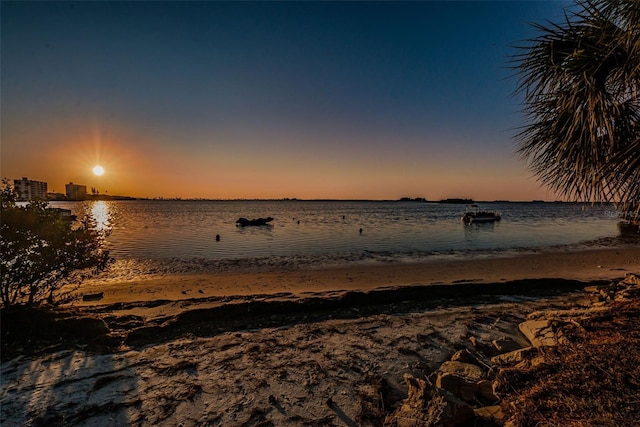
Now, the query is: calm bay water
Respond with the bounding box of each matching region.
[50,200,628,274]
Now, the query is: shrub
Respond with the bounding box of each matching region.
[0,181,112,307]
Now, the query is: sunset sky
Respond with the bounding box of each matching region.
[2,1,572,200]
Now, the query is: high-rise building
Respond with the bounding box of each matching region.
[65,182,87,200]
[14,177,48,201]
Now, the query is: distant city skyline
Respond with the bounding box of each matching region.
[2,1,572,201]
[7,175,566,202]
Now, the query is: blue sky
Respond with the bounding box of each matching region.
[2,1,571,200]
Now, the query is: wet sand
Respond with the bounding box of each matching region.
[73,247,640,309]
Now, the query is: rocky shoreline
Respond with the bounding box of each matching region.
[384,273,640,426]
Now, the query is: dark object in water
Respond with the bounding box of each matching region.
[461,204,501,224]
[82,292,104,302]
[236,217,274,227]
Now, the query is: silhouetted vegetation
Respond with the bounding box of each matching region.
[0,180,112,307]
[438,198,474,204]
[513,0,639,216]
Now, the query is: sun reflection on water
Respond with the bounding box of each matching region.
[90,201,111,231]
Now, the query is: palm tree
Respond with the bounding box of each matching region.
[513,0,639,221]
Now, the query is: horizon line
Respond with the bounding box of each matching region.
[48,196,598,204]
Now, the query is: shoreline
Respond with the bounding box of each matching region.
[73,246,640,307]
[2,247,639,425]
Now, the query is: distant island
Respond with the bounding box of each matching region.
[398,197,427,202]
[438,198,474,204]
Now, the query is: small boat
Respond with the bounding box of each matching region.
[236,217,274,227]
[461,204,501,224]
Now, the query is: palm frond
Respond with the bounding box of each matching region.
[513,0,640,211]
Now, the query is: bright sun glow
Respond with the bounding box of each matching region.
[92,165,105,176]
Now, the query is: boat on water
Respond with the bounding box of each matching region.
[461,204,501,224]
[235,217,274,227]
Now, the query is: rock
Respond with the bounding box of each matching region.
[525,310,548,320]
[437,374,478,402]
[611,274,640,300]
[599,289,613,300]
[474,405,504,423]
[450,349,480,365]
[584,274,640,302]
[622,273,640,287]
[575,295,602,306]
[518,320,566,348]
[384,374,474,427]
[584,284,605,294]
[467,335,495,355]
[616,288,640,300]
[490,347,536,366]
[438,361,484,382]
[436,361,485,402]
[477,380,498,402]
[515,355,547,370]
[491,338,522,353]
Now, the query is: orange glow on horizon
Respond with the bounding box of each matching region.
[1,118,563,202]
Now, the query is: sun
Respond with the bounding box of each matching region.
[92,165,105,176]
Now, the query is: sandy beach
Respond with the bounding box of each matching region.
[2,246,640,426]
[74,247,640,311]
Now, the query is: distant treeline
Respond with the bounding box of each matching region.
[399,197,428,202]
[399,198,473,204]
[437,198,474,204]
